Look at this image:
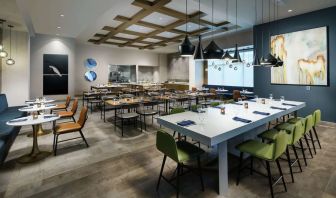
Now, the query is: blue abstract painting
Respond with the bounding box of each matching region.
[85,58,97,69]
[85,71,97,82]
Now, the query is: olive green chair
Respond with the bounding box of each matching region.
[210,101,221,107]
[170,107,185,115]
[156,130,205,198]
[288,115,315,156]
[259,120,305,182]
[190,104,200,112]
[236,130,289,198]
[312,109,322,149]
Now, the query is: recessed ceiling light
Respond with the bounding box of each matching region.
[159,17,163,20]
[60,14,64,17]
[57,26,61,29]
[288,9,293,12]
[56,34,60,36]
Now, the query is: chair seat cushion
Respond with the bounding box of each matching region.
[236,140,274,161]
[53,104,66,110]
[137,109,158,116]
[176,141,204,162]
[276,122,295,133]
[258,128,279,141]
[55,123,81,134]
[117,113,138,119]
[288,117,304,124]
[58,111,74,117]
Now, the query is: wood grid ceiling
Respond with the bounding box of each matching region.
[88,0,239,50]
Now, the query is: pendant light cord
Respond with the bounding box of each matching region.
[9,26,11,58]
[185,0,188,33]
[211,0,214,40]
[198,0,201,32]
[254,0,257,49]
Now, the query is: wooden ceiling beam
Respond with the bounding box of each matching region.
[88,39,147,49]
[94,33,167,46]
[96,0,171,44]
[103,26,169,41]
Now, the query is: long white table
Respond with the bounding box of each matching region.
[157,99,305,195]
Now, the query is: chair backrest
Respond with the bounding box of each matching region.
[191,87,197,92]
[77,106,88,128]
[65,96,71,108]
[210,101,221,107]
[292,121,305,144]
[0,94,8,113]
[232,90,241,101]
[304,114,314,133]
[273,130,289,160]
[313,109,321,126]
[71,99,78,114]
[156,130,179,162]
[170,107,185,114]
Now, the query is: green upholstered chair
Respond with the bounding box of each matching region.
[259,121,305,182]
[312,110,322,149]
[210,101,221,107]
[236,130,289,198]
[156,130,204,198]
[190,104,200,112]
[170,107,185,115]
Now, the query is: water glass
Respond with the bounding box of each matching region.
[280,96,285,102]
[238,98,243,103]
[269,94,273,100]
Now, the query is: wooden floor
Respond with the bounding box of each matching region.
[1,102,336,198]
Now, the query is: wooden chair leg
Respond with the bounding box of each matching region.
[286,147,294,183]
[266,161,274,198]
[79,130,89,147]
[299,139,308,166]
[313,126,322,149]
[292,145,302,172]
[156,155,166,191]
[276,159,287,192]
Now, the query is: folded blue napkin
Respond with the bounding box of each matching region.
[249,99,257,102]
[232,102,243,105]
[270,106,287,110]
[44,115,58,119]
[9,118,27,123]
[177,120,195,127]
[282,103,297,107]
[45,104,56,107]
[232,117,252,123]
[253,111,270,116]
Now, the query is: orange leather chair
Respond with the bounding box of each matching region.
[233,90,247,101]
[53,106,89,156]
[58,98,78,122]
[51,96,71,113]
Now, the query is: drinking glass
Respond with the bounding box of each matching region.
[280,96,285,102]
[238,98,243,103]
[269,94,273,100]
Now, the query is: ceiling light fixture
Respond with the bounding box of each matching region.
[194,0,204,60]
[179,0,195,57]
[288,9,292,12]
[252,0,261,66]
[260,0,272,66]
[232,0,242,63]
[60,14,65,17]
[0,19,8,58]
[57,26,61,29]
[6,25,15,65]
[204,0,223,60]
[222,0,233,61]
[274,0,283,67]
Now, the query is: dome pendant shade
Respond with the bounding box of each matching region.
[222,50,233,61]
[6,58,15,65]
[267,53,278,65]
[204,40,223,60]
[179,35,195,57]
[232,44,242,63]
[0,50,8,58]
[260,56,272,66]
[275,56,283,67]
[194,35,204,60]
[252,53,261,66]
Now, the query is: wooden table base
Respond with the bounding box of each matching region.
[17,125,51,164]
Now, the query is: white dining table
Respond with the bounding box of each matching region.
[25,98,55,105]
[157,99,305,196]
[19,104,57,112]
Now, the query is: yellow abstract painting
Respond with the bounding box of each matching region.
[270,27,328,85]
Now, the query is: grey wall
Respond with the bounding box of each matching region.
[254,6,336,122]
[167,53,189,81]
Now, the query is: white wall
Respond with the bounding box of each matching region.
[30,34,76,100]
[75,42,167,94]
[1,30,30,106]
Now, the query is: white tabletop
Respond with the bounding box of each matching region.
[6,114,60,126]
[240,90,254,94]
[19,104,57,112]
[216,89,229,92]
[157,99,305,146]
[25,99,55,104]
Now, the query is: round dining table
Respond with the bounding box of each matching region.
[7,114,60,163]
[19,104,58,136]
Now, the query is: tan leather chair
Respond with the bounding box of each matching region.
[58,98,78,122]
[51,96,71,113]
[53,106,89,156]
[233,90,246,101]
[191,87,197,92]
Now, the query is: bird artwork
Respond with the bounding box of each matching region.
[49,65,62,77]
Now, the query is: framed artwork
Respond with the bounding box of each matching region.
[43,54,68,95]
[270,26,328,86]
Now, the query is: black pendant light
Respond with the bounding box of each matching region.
[204,0,223,60]
[252,0,261,66]
[232,0,242,63]
[179,0,195,57]
[222,0,233,61]
[259,0,271,66]
[0,20,8,58]
[263,0,278,66]
[194,0,204,60]
[273,0,283,67]
[6,25,14,65]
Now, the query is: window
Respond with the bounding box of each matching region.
[207,45,254,87]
